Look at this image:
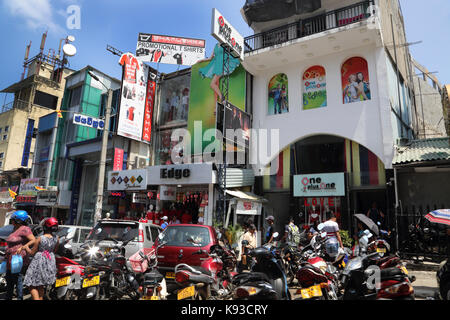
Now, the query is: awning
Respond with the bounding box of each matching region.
[225,190,268,203]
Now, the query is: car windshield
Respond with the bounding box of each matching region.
[159,226,211,247]
[87,223,138,242]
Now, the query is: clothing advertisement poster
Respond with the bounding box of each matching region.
[268,73,289,115]
[342,57,371,104]
[303,65,327,110]
[117,52,149,142]
[136,33,205,66]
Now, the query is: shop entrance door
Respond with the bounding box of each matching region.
[353,189,387,228]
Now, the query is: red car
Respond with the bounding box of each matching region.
[152,224,219,293]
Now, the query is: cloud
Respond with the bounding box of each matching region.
[2,0,65,35]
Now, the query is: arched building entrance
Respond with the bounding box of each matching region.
[256,134,393,235]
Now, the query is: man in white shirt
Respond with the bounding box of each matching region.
[319,212,344,255]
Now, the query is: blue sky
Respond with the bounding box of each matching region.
[0,0,449,105]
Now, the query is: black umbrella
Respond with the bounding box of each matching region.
[0,224,14,239]
[354,213,379,236]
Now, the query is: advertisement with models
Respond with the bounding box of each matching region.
[117,52,149,142]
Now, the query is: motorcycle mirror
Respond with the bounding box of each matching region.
[64,243,72,249]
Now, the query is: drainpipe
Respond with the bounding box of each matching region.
[393,167,400,252]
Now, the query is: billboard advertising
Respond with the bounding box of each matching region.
[342,57,371,104]
[268,73,289,115]
[303,65,327,110]
[136,33,205,66]
[117,52,149,142]
[217,101,250,149]
[211,8,244,60]
[187,43,246,155]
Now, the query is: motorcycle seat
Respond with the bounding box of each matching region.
[144,270,164,285]
[232,272,271,286]
[380,267,405,280]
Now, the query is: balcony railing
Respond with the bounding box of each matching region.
[244,0,375,53]
[0,99,31,114]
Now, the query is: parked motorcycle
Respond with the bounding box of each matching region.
[0,250,6,292]
[233,233,291,300]
[78,237,140,300]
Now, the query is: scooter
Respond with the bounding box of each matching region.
[233,232,291,300]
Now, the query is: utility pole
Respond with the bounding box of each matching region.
[89,70,113,225]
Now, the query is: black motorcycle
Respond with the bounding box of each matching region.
[233,235,291,300]
[79,237,140,300]
[437,258,450,300]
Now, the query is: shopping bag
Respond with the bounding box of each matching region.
[11,255,23,274]
[0,261,6,274]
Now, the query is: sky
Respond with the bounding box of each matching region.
[0,0,449,105]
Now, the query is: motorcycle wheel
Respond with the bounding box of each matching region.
[64,289,78,300]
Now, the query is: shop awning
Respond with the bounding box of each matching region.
[393,137,450,166]
[225,190,268,203]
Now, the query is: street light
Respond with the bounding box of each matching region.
[88,70,113,225]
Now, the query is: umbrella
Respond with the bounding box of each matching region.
[0,224,14,239]
[354,213,379,236]
[425,209,450,226]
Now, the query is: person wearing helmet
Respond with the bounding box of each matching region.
[4,210,36,300]
[161,216,169,229]
[23,217,59,300]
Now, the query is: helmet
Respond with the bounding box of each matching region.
[11,210,29,223]
[44,217,59,228]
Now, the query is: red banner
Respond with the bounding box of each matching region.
[142,79,156,142]
[113,148,124,171]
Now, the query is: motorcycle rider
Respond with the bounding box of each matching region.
[240,224,257,271]
[265,216,276,244]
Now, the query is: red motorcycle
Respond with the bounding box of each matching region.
[174,244,235,300]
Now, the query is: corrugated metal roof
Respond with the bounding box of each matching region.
[393,137,450,165]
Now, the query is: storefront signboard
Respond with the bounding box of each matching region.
[136,33,205,66]
[19,178,41,196]
[159,186,177,201]
[293,173,345,197]
[73,113,105,130]
[132,193,148,204]
[113,148,124,171]
[36,191,58,206]
[211,8,244,60]
[148,163,215,185]
[108,169,147,191]
[236,200,262,216]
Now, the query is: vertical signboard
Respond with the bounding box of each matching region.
[69,159,83,224]
[21,119,35,167]
[117,52,149,142]
[211,8,244,60]
[113,148,124,171]
[142,76,156,142]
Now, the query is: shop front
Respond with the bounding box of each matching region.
[146,163,216,226]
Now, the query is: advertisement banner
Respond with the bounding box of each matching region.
[19,178,41,196]
[218,101,250,149]
[142,78,156,142]
[187,44,246,155]
[294,173,345,197]
[342,57,371,104]
[0,186,18,203]
[303,65,327,110]
[21,119,35,167]
[268,73,289,115]
[136,33,205,66]
[117,52,149,142]
[73,113,105,130]
[113,148,124,171]
[211,8,244,60]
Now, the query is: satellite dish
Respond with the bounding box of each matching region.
[63,43,77,57]
[67,35,75,42]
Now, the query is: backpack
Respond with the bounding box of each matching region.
[287,224,301,245]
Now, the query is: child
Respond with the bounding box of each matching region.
[23,217,59,300]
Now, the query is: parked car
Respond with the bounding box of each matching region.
[437,258,450,300]
[56,225,92,256]
[84,219,162,259]
[153,224,220,293]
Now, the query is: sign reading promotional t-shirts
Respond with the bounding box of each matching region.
[211,8,244,60]
[136,33,205,66]
[117,52,149,142]
[293,173,345,197]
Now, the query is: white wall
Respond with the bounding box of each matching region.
[250,44,395,175]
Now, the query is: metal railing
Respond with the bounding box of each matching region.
[0,99,31,114]
[244,0,375,53]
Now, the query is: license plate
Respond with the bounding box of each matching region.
[165,272,175,279]
[377,248,387,253]
[177,285,195,300]
[55,276,71,288]
[141,295,160,300]
[401,266,409,275]
[82,275,100,288]
[104,248,111,254]
[300,285,322,299]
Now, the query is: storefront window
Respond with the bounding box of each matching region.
[155,128,185,165]
[159,73,191,126]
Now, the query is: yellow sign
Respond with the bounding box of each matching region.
[177,286,195,300]
[82,275,100,288]
[55,276,71,288]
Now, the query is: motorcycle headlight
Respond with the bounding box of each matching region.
[88,246,100,257]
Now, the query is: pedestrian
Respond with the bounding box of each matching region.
[282,216,301,246]
[307,220,320,241]
[240,224,257,271]
[161,216,169,229]
[23,217,59,300]
[169,215,180,225]
[366,201,385,227]
[265,215,276,244]
[4,210,35,300]
[319,212,344,258]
